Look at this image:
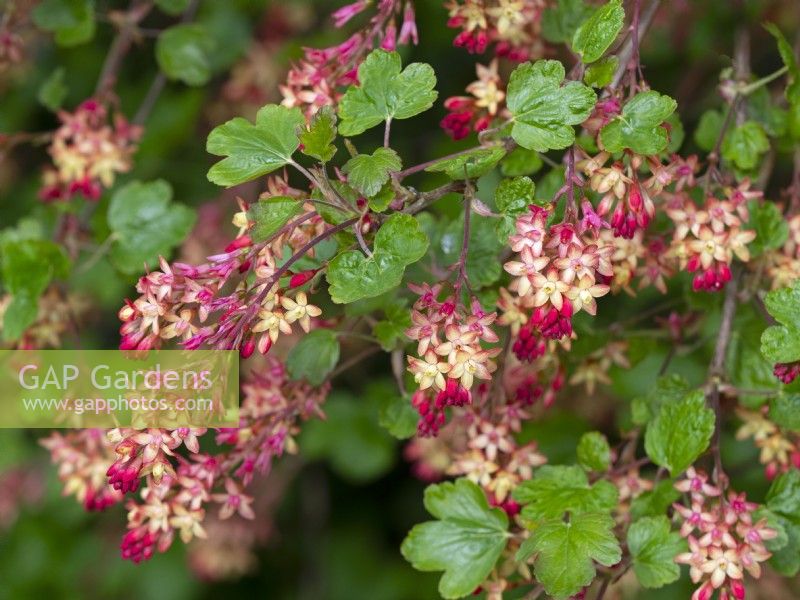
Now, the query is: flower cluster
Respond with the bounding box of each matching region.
[736,408,800,480]
[118,189,326,353]
[445,0,545,60]
[108,358,328,562]
[280,0,417,116]
[441,60,507,140]
[673,468,777,600]
[501,204,612,358]
[448,410,546,512]
[41,429,123,511]
[406,284,500,436]
[666,185,758,292]
[40,99,141,202]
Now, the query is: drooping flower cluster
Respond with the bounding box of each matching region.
[441,60,507,140]
[118,187,326,353]
[673,468,777,600]
[406,284,500,436]
[736,408,800,480]
[501,204,612,359]
[666,184,758,292]
[73,361,331,564]
[40,99,141,202]
[448,410,546,513]
[280,0,417,116]
[445,0,546,60]
[41,429,123,511]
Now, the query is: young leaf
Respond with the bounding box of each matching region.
[286,328,340,385]
[107,180,196,274]
[507,60,597,152]
[694,109,724,152]
[761,281,800,364]
[426,145,506,179]
[769,394,800,432]
[631,374,691,425]
[572,0,625,64]
[576,431,611,472]
[516,513,621,600]
[343,148,402,197]
[584,56,619,88]
[326,214,429,304]
[338,50,437,136]
[495,175,535,242]
[378,393,418,439]
[721,121,770,171]
[300,106,337,163]
[206,104,305,187]
[32,0,95,47]
[512,465,618,521]
[629,479,681,520]
[0,239,70,341]
[541,0,593,44]
[627,516,686,588]
[156,24,215,86]
[248,196,304,242]
[644,390,715,476]
[600,91,678,155]
[745,200,788,257]
[372,303,412,351]
[401,478,509,599]
[37,68,68,112]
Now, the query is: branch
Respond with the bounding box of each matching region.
[610,0,661,90]
[706,271,740,487]
[95,2,152,97]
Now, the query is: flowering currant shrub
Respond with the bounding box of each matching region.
[3,0,800,598]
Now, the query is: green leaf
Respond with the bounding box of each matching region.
[584,56,619,88]
[572,0,625,64]
[37,68,68,112]
[761,281,800,364]
[426,145,506,179]
[507,60,597,152]
[248,196,304,242]
[631,374,691,425]
[372,302,411,351]
[745,200,789,257]
[338,50,437,136]
[107,180,196,274]
[300,106,337,163]
[343,148,402,197]
[206,104,305,187]
[156,24,215,86]
[155,0,190,15]
[644,390,715,476]
[600,91,678,155]
[765,23,800,103]
[286,328,340,386]
[541,0,593,43]
[627,516,686,588]
[721,121,770,171]
[767,513,800,576]
[32,0,95,46]
[767,470,800,518]
[401,479,509,599]
[763,472,800,576]
[500,147,543,176]
[512,465,618,521]
[368,181,395,212]
[694,109,724,152]
[0,239,70,342]
[516,513,621,600]
[630,479,681,520]
[326,214,429,304]
[577,432,611,472]
[2,294,38,342]
[769,394,800,432]
[442,213,505,288]
[378,392,418,439]
[301,392,395,481]
[495,175,535,243]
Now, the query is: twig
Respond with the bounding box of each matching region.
[95,2,152,97]
[610,0,661,89]
[403,180,466,214]
[454,183,473,292]
[397,142,507,180]
[383,117,392,148]
[329,346,381,379]
[706,271,740,487]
